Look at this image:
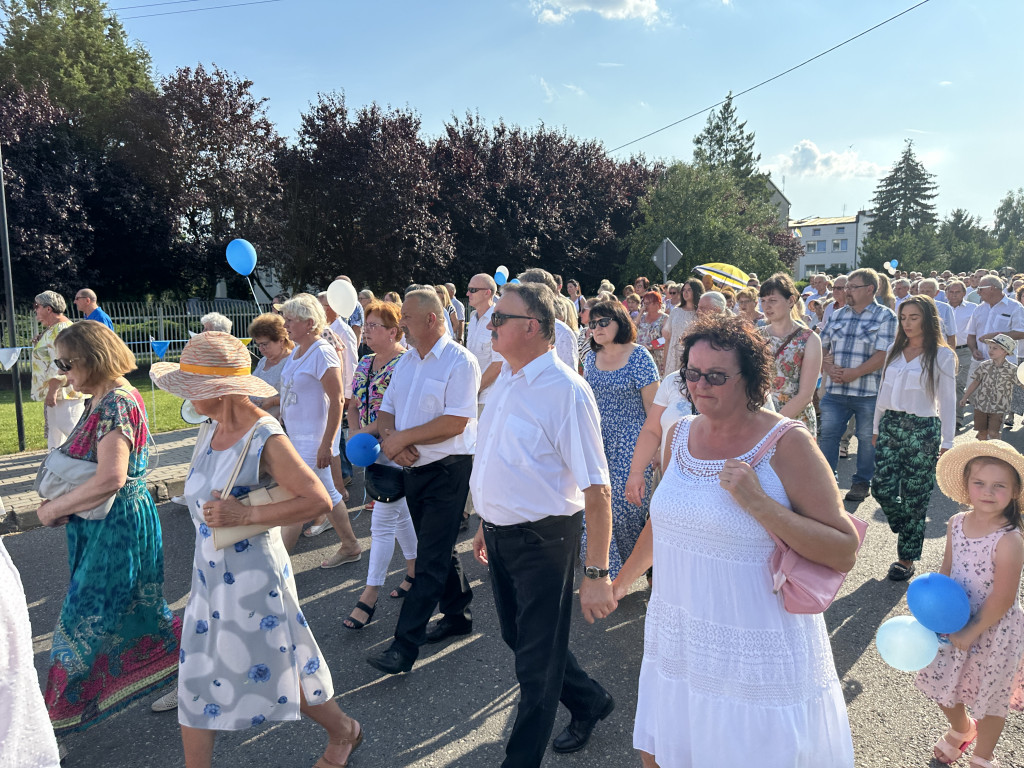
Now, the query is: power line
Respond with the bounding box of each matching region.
[606,0,933,154]
[111,0,209,11]
[120,0,284,20]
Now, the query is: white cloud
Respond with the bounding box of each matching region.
[906,128,928,134]
[939,80,953,86]
[767,139,884,179]
[597,62,624,67]
[538,77,556,103]
[563,83,586,97]
[533,0,660,24]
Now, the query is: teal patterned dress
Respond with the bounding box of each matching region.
[44,386,182,734]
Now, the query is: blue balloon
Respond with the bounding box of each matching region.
[346,433,380,467]
[494,271,508,286]
[890,259,899,268]
[907,573,971,634]
[226,239,258,276]
[509,278,521,284]
[876,616,939,672]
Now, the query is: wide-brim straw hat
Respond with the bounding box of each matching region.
[150,332,277,400]
[936,439,1024,507]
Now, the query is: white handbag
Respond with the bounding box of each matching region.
[35,450,117,521]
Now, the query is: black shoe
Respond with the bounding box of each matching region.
[366,648,414,675]
[552,693,615,754]
[425,618,472,644]
[844,482,870,503]
[887,561,916,581]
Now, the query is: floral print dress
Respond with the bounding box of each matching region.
[636,312,668,375]
[915,513,1024,717]
[177,416,333,730]
[759,326,817,434]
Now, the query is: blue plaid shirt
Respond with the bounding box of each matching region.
[820,301,898,397]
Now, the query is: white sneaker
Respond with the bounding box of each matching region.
[170,495,187,506]
[151,687,178,712]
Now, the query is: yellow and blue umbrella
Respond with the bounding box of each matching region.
[694,263,750,290]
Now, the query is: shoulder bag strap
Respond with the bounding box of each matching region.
[773,327,805,359]
[219,420,263,498]
[747,419,806,468]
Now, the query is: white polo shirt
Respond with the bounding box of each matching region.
[932,300,958,344]
[379,333,481,466]
[471,350,610,525]
[466,305,503,404]
[950,301,977,347]
[966,297,1024,363]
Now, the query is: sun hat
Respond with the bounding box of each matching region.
[985,333,1016,354]
[150,332,276,400]
[936,439,1024,507]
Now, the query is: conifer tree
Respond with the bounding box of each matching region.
[692,92,767,200]
[868,139,938,238]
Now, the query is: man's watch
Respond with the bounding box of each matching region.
[584,566,610,580]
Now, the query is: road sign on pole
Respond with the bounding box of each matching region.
[651,238,682,284]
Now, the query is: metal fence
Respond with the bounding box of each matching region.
[1,300,272,367]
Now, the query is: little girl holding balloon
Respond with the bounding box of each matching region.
[914,440,1024,768]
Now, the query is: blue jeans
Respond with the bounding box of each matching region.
[820,392,877,485]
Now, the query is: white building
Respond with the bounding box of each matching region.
[789,211,873,278]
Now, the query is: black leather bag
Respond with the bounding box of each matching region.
[364,463,405,503]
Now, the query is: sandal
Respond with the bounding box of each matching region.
[314,724,364,768]
[321,549,361,569]
[389,575,415,599]
[934,718,977,764]
[342,601,376,630]
[887,561,916,581]
[970,757,999,768]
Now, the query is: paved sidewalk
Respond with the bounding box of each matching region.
[0,426,200,532]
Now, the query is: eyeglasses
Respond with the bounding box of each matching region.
[682,367,736,386]
[363,322,387,331]
[845,283,871,291]
[466,287,489,294]
[255,341,272,349]
[54,358,80,372]
[668,290,679,296]
[490,311,536,327]
[33,303,49,310]
[588,317,614,330]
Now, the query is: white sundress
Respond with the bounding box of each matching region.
[177,416,334,730]
[633,416,854,767]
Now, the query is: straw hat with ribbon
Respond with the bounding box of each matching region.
[151,332,277,400]
[936,439,1024,507]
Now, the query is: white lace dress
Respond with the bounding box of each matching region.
[633,416,854,767]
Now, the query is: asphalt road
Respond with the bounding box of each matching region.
[8,428,1024,767]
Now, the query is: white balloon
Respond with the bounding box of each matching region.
[496,265,510,278]
[180,400,208,425]
[327,280,358,318]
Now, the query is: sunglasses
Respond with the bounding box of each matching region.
[491,311,535,327]
[588,317,614,329]
[466,287,489,294]
[54,357,80,372]
[682,367,735,386]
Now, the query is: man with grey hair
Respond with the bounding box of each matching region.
[917,279,957,347]
[944,279,976,428]
[518,269,579,370]
[72,288,114,330]
[892,278,911,308]
[200,312,232,334]
[368,289,481,675]
[966,276,1024,387]
[32,291,86,450]
[472,282,616,765]
[810,273,829,302]
[697,291,728,315]
[465,273,503,406]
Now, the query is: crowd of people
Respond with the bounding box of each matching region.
[7,263,1024,768]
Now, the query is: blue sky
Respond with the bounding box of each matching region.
[118,0,1023,225]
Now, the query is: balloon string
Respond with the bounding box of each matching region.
[246,277,262,314]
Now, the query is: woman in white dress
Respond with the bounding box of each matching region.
[613,314,860,767]
[662,277,703,376]
[151,332,363,768]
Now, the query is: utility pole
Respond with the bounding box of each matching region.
[0,141,27,451]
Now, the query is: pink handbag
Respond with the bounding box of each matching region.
[746,420,868,614]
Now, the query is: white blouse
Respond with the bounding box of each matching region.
[872,345,957,449]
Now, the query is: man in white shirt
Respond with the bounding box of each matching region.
[965,269,987,304]
[818,275,847,331]
[892,278,910,308]
[367,289,481,675]
[518,268,580,370]
[465,273,504,409]
[966,276,1024,380]
[445,282,466,341]
[918,279,957,347]
[944,280,976,427]
[471,282,616,766]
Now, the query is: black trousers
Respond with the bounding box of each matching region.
[483,511,607,768]
[391,455,473,660]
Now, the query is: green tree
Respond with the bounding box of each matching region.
[0,0,154,133]
[621,162,790,288]
[994,188,1024,269]
[937,209,1000,275]
[867,139,938,239]
[692,92,768,201]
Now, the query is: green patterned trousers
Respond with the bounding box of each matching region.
[870,410,942,561]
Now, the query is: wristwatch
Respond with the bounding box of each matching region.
[584,566,610,580]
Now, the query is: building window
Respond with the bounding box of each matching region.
[806,241,817,253]
[817,240,827,253]
[812,228,821,236]
[832,240,841,252]
[840,239,848,252]
[836,226,845,234]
